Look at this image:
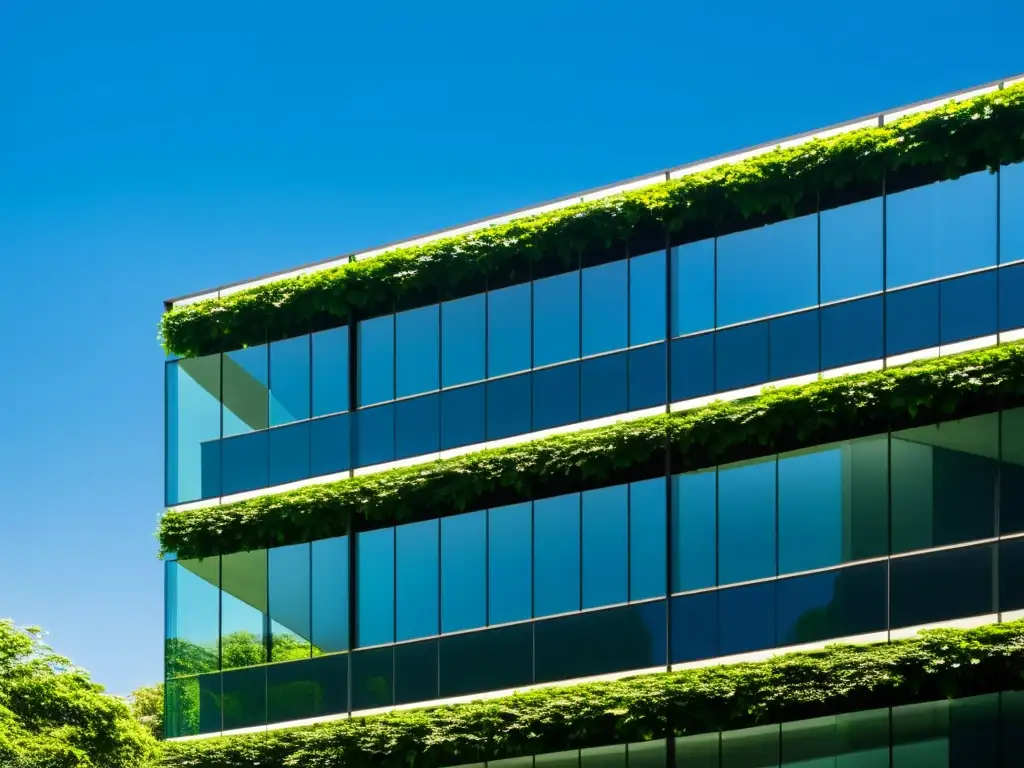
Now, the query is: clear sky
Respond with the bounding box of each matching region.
[0,0,1020,696]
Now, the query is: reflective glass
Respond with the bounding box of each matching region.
[357,315,394,407]
[395,639,438,705]
[165,674,219,738]
[396,520,439,641]
[221,550,268,670]
[351,646,393,710]
[776,561,887,647]
[582,485,628,609]
[582,744,627,768]
[267,653,348,725]
[534,494,581,617]
[999,263,1024,332]
[629,741,667,768]
[675,733,720,768]
[770,310,819,380]
[716,321,770,392]
[269,544,312,662]
[309,413,350,477]
[670,590,718,663]
[581,352,628,420]
[269,422,310,486]
[356,528,394,647]
[719,579,775,656]
[536,749,580,768]
[821,195,883,304]
[312,326,349,417]
[630,478,666,601]
[166,354,222,505]
[166,559,220,679]
[718,459,776,585]
[533,363,580,431]
[438,623,533,698]
[440,384,485,450]
[1000,408,1024,535]
[582,259,627,356]
[670,333,715,401]
[940,270,998,344]
[629,343,667,410]
[488,283,531,377]
[441,293,485,388]
[777,437,888,575]
[780,708,890,767]
[487,374,531,441]
[395,393,440,459]
[396,304,439,398]
[821,295,884,370]
[670,239,715,336]
[223,346,269,437]
[311,536,348,653]
[891,414,998,553]
[1001,538,1024,613]
[534,271,580,367]
[887,171,997,289]
[441,511,487,633]
[890,544,994,629]
[269,335,310,426]
[886,283,939,356]
[630,251,666,345]
[717,214,818,327]
[221,666,266,731]
[354,404,394,468]
[488,502,532,625]
[1002,162,1024,264]
[671,469,716,592]
[891,699,950,767]
[221,431,267,496]
[721,724,780,768]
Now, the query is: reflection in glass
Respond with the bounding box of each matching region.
[890,544,993,629]
[670,333,714,401]
[670,239,715,336]
[776,562,887,647]
[166,559,220,679]
[395,394,440,459]
[940,270,997,345]
[311,536,348,653]
[582,260,627,356]
[718,459,776,585]
[1001,408,1024,535]
[488,283,531,377]
[719,579,775,656]
[582,485,628,609]
[886,283,939,356]
[441,511,487,633]
[716,321,769,392]
[309,413,350,477]
[487,374,531,440]
[166,355,221,504]
[221,431,268,495]
[357,315,394,407]
[628,344,667,410]
[396,305,439,398]
[441,384,485,450]
[672,469,716,592]
[581,352,628,420]
[630,251,666,345]
[357,528,394,647]
[999,263,1024,333]
[488,503,532,625]
[223,346,269,437]
[269,336,310,426]
[269,544,312,662]
[354,404,394,468]
[441,294,485,387]
[533,363,580,431]
[769,310,818,380]
[221,550,269,669]
[821,295,884,370]
[312,326,349,417]
[1002,162,1024,265]
[396,519,439,641]
[269,422,310,486]
[629,478,665,601]
[821,195,883,303]
[534,271,580,367]
[534,494,581,617]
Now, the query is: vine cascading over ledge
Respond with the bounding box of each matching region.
[159,82,1024,360]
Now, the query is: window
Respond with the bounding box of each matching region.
[630,251,666,345]
[533,363,580,431]
[221,550,268,669]
[629,478,666,601]
[395,639,438,705]
[223,346,269,437]
[671,469,716,592]
[354,404,394,468]
[999,262,1024,333]
[1000,408,1024,535]
[940,270,998,345]
[441,511,487,633]
[269,422,310,486]
[221,431,268,495]
[670,333,714,401]
[821,195,883,304]
[821,295,883,370]
[670,590,718,663]
[1002,163,1024,265]
[581,352,628,420]
[357,315,394,407]
[582,485,628,609]
[311,536,348,653]
[309,413,350,477]
[165,559,220,679]
[488,503,532,625]
[488,283,531,377]
[889,544,994,629]
[356,528,394,647]
[267,653,348,725]
[439,624,533,699]
[269,335,310,426]
[776,561,887,647]
[395,519,439,641]
[719,579,775,656]
[395,305,439,398]
[670,239,715,336]
[582,260,627,356]
[780,708,890,767]
[770,309,819,380]
[394,394,440,459]
[718,459,776,585]
[886,283,939,356]
[312,326,348,417]
[486,374,531,441]
[166,354,222,504]
[534,271,580,367]
[716,321,769,392]
[269,544,311,662]
[440,384,485,450]
[721,724,780,768]
[441,294,485,388]
[628,344,667,410]
[534,494,581,617]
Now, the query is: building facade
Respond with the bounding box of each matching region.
[163,76,1024,765]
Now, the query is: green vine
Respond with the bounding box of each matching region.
[159,339,1024,561]
[159,619,1024,768]
[160,82,1024,359]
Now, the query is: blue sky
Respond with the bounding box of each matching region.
[0,0,1020,696]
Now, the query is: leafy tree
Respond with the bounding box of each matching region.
[129,683,164,741]
[0,618,158,767]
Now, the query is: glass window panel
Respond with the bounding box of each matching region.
[395,519,439,642]
[999,262,1024,333]
[675,733,720,768]
[166,355,222,505]
[488,283,531,377]
[165,674,220,738]
[534,494,582,618]
[395,393,440,460]
[671,239,715,336]
[221,550,268,670]
[821,196,883,304]
[891,414,998,553]
[269,335,310,426]
[396,304,439,398]
[441,384,485,450]
[357,315,394,407]
[778,437,888,575]
[630,477,666,601]
[351,646,393,711]
[534,271,581,367]
[267,653,348,725]
[354,404,394,468]
[223,345,269,438]
[166,559,220,679]
[891,699,950,768]
[722,724,780,768]
[781,708,890,767]
[717,214,818,327]
[582,485,628,609]
[720,580,776,657]
[269,421,310,487]
[629,343,667,411]
[1002,162,1024,264]
[716,321,770,392]
[395,639,438,705]
[582,260,628,356]
[776,562,887,647]
[949,693,1000,766]
[311,537,348,653]
[719,459,776,585]
[940,270,998,345]
[534,602,666,684]
[312,326,349,417]
[488,502,532,625]
[670,333,715,401]
[672,470,716,592]
[631,250,667,345]
[1001,691,1024,762]
[486,373,531,441]
[581,352,628,420]
[441,511,487,634]
[821,296,884,370]
[890,544,994,629]
[886,171,997,289]
[581,744,626,768]
[356,528,394,647]
[438,623,533,699]
[886,283,939,357]
[221,431,268,496]
[221,665,266,732]
[441,293,485,388]
[536,750,580,768]
[670,590,718,663]
[533,363,580,431]
[269,544,312,663]
[1000,538,1024,613]
[309,413,350,477]
[770,309,819,380]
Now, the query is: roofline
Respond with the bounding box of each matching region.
[164,72,1024,310]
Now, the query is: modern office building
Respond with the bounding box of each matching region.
[162,75,1024,765]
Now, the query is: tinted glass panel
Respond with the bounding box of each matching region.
[630,251,667,345]
[311,537,348,653]
[629,343,667,410]
[886,283,939,356]
[716,321,769,392]
[351,646,393,710]
[672,469,716,592]
[821,295,884,369]
[890,544,994,629]
[357,315,394,407]
[534,271,580,367]
[533,363,580,431]
[1002,163,1024,265]
[354,404,394,468]
[940,270,998,345]
[776,561,887,647]
[309,413,350,477]
[441,511,486,633]
[440,384,485,450]
[223,346,269,437]
[488,283,531,377]
[488,503,532,625]
[396,305,439,398]
[630,478,666,600]
[780,708,890,767]
[718,459,776,585]
[581,352,628,420]
[269,421,310,486]
[267,653,348,725]
[486,374,531,441]
[396,519,439,641]
[269,335,310,426]
[395,639,438,705]
[999,262,1024,332]
[221,550,268,670]
[356,528,394,647]
[670,333,714,401]
[394,394,440,459]
[671,239,715,336]
[221,431,268,495]
[166,559,220,679]
[312,326,348,417]
[1000,408,1024,535]
[821,195,883,303]
[438,623,533,698]
[719,579,775,656]
[582,485,628,609]
[166,355,222,505]
[770,310,819,380]
[721,724,780,768]
[221,666,266,732]
[582,259,627,356]
[534,494,581,617]
[441,294,485,388]
[670,590,718,663]
[269,544,311,662]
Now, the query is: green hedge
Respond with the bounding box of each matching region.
[159,619,1024,768]
[160,82,1024,359]
[159,339,1024,560]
